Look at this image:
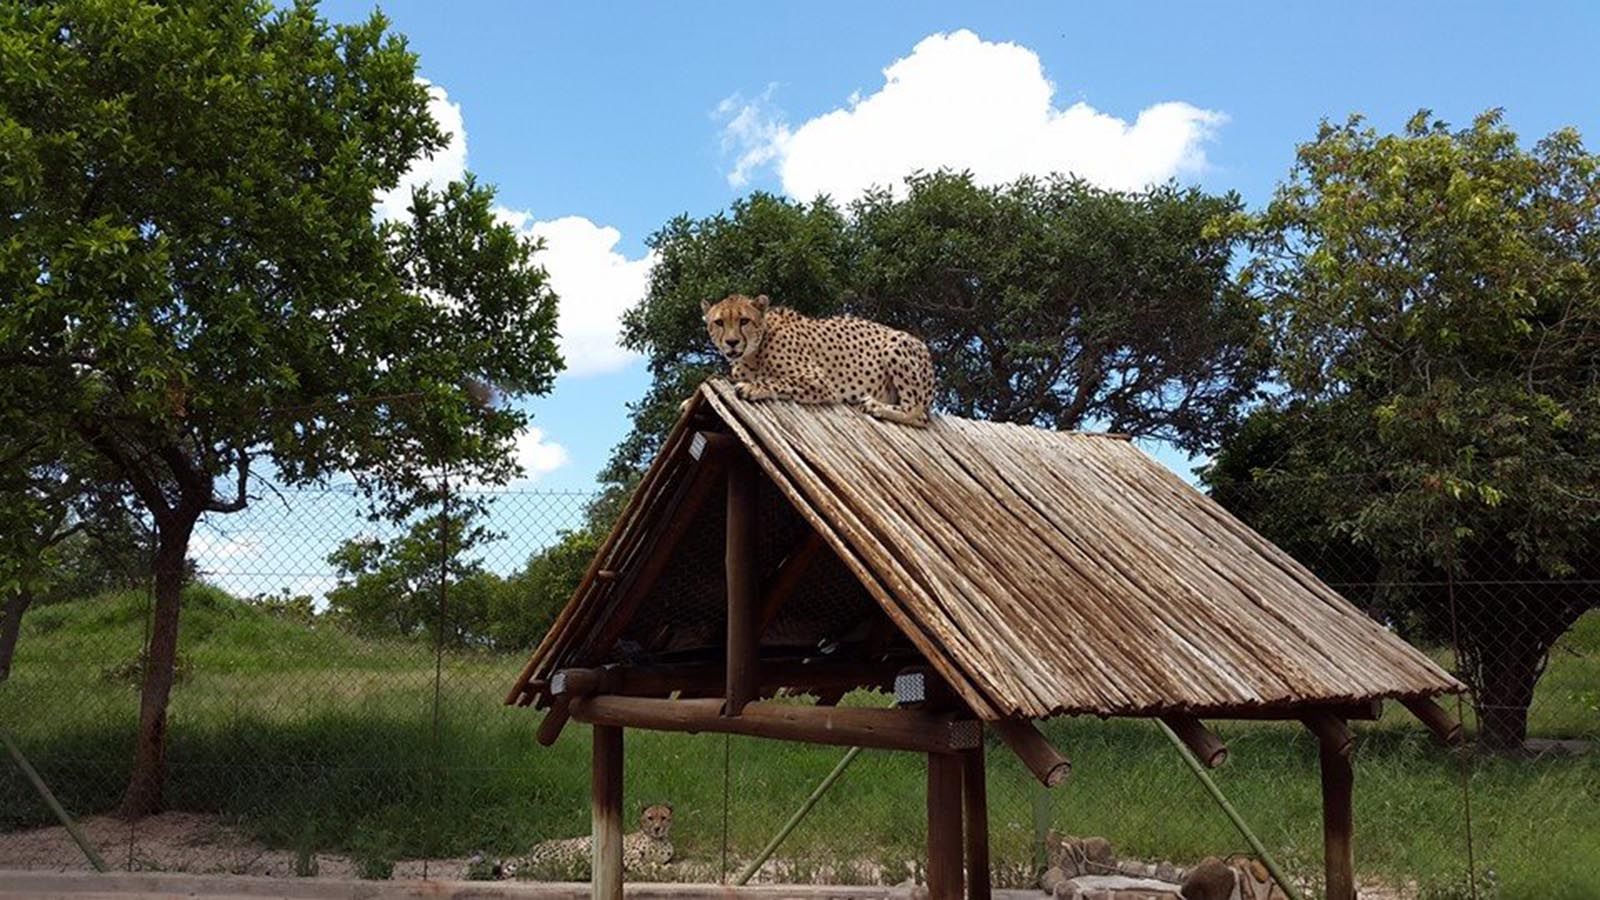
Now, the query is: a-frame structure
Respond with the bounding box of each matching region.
[508,380,1464,900]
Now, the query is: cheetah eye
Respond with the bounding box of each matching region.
[738,317,750,325]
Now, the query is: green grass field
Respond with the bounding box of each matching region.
[1,588,1596,897]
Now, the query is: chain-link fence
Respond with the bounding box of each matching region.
[1,477,1595,897]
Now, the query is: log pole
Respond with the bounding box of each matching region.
[991,718,1071,787]
[1316,723,1356,900]
[591,724,623,900]
[569,695,981,755]
[1159,714,1229,768]
[725,453,759,716]
[962,741,992,900]
[926,752,964,900]
[535,697,571,747]
[1401,696,1463,746]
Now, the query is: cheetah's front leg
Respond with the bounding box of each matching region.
[734,376,818,402]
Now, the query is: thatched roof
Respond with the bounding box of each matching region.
[510,380,1461,720]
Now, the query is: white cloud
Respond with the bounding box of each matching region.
[375,80,469,222]
[495,209,653,378]
[716,29,1225,202]
[190,531,261,561]
[376,78,650,378]
[509,424,570,482]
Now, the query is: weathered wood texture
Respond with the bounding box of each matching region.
[1317,727,1356,900]
[568,695,982,754]
[725,454,760,716]
[962,743,992,900]
[926,752,964,900]
[511,380,1463,720]
[991,718,1071,787]
[1401,696,1464,745]
[591,725,623,900]
[1160,714,1228,768]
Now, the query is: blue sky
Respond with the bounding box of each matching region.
[318,0,1600,493]
[198,2,1600,598]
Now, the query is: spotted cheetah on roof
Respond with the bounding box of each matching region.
[701,293,934,426]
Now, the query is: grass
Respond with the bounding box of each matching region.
[1,588,1596,898]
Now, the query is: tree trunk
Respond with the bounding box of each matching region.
[117,514,196,819]
[0,587,34,681]
[1457,586,1589,755]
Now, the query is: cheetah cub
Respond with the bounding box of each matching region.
[502,804,673,878]
[701,293,933,426]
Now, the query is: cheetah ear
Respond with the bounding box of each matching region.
[753,294,770,312]
[700,298,713,315]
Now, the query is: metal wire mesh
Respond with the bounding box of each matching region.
[0,473,1594,897]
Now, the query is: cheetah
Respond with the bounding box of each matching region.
[501,804,673,878]
[701,293,934,426]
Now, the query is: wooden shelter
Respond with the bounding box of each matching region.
[508,379,1464,900]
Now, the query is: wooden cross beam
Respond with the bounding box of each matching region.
[568,695,982,755]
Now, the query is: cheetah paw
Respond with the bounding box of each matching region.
[735,382,777,401]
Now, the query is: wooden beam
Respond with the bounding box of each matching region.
[1303,712,1354,759]
[927,752,964,900]
[551,659,902,701]
[535,698,572,747]
[992,718,1071,787]
[1160,714,1228,768]
[1314,720,1355,900]
[725,453,759,716]
[962,741,992,900]
[568,695,982,755]
[591,724,623,900]
[1401,696,1463,746]
[757,530,826,632]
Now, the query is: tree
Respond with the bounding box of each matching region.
[610,172,1264,481]
[325,505,495,647]
[1,0,562,814]
[1218,110,1600,752]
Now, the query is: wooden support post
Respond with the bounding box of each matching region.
[927,752,964,900]
[591,724,623,900]
[992,718,1071,787]
[1401,696,1463,746]
[1160,714,1229,768]
[962,741,992,900]
[1303,711,1354,758]
[725,453,759,716]
[1314,719,1355,900]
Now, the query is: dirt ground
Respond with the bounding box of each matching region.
[0,812,481,879]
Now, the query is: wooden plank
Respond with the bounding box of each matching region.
[962,741,992,900]
[991,718,1071,787]
[1317,723,1356,900]
[568,695,981,754]
[757,530,826,632]
[591,724,623,900]
[1159,714,1228,768]
[926,752,964,900]
[725,453,760,716]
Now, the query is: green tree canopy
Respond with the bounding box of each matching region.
[1211,110,1600,751]
[0,0,562,813]
[611,171,1264,483]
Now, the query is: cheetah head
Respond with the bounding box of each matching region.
[701,293,769,363]
[638,803,673,839]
